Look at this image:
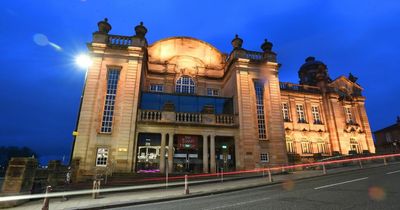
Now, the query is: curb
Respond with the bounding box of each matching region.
[76,163,395,210]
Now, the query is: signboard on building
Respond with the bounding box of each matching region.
[177,135,198,149]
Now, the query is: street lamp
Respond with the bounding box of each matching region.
[70,53,92,165]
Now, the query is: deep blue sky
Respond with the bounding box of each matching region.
[1,0,399,164]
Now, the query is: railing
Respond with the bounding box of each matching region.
[216,115,235,124]
[279,82,321,94]
[226,49,276,63]
[137,110,236,126]
[176,112,202,123]
[108,35,132,47]
[139,110,162,121]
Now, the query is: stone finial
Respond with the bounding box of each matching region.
[231,34,243,49]
[261,39,273,52]
[348,73,358,83]
[97,18,112,34]
[305,56,315,62]
[135,21,148,38]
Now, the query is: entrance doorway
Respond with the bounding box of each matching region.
[215,136,235,172]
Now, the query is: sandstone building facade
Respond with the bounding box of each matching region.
[71,19,375,177]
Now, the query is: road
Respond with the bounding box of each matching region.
[113,164,400,210]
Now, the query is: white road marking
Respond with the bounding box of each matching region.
[314,177,369,190]
[386,170,400,175]
[203,197,271,210]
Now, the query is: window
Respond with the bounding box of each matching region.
[260,153,269,162]
[254,81,267,140]
[317,142,328,154]
[350,138,361,154]
[286,141,295,153]
[175,76,195,94]
[282,103,290,122]
[386,133,392,143]
[311,105,322,124]
[301,141,312,154]
[296,104,307,123]
[96,148,109,166]
[100,69,120,133]
[344,107,354,124]
[207,88,219,96]
[149,84,163,92]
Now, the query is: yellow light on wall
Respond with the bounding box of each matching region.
[118,148,128,152]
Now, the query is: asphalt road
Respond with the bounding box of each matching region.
[112,164,400,210]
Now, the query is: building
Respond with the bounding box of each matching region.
[71,19,375,178]
[373,117,400,153]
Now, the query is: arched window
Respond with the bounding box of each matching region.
[175,76,195,94]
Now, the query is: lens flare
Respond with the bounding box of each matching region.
[369,186,386,201]
[75,54,92,68]
[282,180,295,191]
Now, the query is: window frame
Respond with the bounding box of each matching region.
[100,68,121,133]
[96,147,109,167]
[149,84,164,92]
[296,104,307,123]
[260,153,269,163]
[175,76,195,94]
[282,102,290,122]
[311,105,322,124]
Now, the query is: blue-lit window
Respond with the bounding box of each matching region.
[149,84,163,92]
[175,76,195,94]
[139,92,233,114]
[101,69,120,133]
[254,81,267,140]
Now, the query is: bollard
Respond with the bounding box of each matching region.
[262,169,265,177]
[92,180,100,199]
[221,168,224,182]
[184,175,189,195]
[384,158,388,166]
[359,159,363,169]
[322,164,327,175]
[268,168,273,182]
[42,186,51,210]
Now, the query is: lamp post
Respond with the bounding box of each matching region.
[69,54,92,165]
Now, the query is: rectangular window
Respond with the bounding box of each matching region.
[96,148,109,166]
[296,104,307,123]
[386,133,392,143]
[260,153,269,162]
[311,105,322,124]
[282,103,290,122]
[207,88,219,96]
[254,81,267,140]
[344,107,353,124]
[100,69,120,133]
[317,142,328,154]
[301,142,312,154]
[149,84,163,92]
[286,141,295,153]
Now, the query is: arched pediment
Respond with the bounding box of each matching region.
[148,37,226,70]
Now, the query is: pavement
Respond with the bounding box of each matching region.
[9,162,399,210]
[117,163,400,210]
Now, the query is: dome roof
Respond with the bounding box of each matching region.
[299,56,326,72]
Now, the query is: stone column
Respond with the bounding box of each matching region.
[159,133,166,173]
[210,135,216,173]
[168,133,174,172]
[203,134,209,173]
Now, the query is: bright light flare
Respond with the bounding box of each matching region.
[75,54,92,69]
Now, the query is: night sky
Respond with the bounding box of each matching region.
[1,1,399,164]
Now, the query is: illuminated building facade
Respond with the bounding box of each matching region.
[71,19,375,178]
